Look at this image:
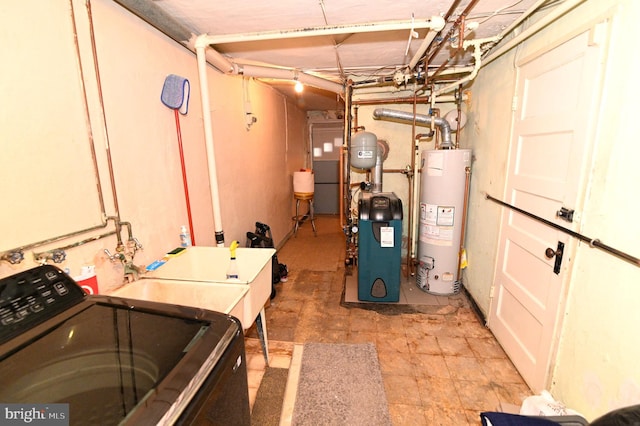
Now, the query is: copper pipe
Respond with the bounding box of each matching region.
[404,94,418,278]
[456,167,472,282]
[431,13,469,79]
[87,1,121,221]
[354,97,431,106]
[353,104,359,130]
[339,144,345,228]
[456,85,463,148]
[70,0,106,217]
[425,0,464,67]
[341,84,353,229]
[426,0,480,83]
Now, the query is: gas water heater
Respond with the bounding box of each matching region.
[416,149,471,295]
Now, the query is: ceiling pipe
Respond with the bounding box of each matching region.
[407,16,446,70]
[193,16,445,95]
[195,17,447,45]
[353,93,468,105]
[431,36,500,97]
[373,108,453,149]
[194,35,343,94]
[426,0,480,73]
[239,64,343,94]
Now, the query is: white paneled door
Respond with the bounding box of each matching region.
[488,24,607,391]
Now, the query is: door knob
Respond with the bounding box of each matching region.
[545,247,561,258]
[545,241,565,275]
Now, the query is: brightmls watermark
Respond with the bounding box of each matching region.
[0,404,68,425]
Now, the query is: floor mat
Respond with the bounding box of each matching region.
[291,342,391,426]
[251,367,289,426]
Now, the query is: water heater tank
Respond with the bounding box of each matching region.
[351,131,378,169]
[416,149,471,295]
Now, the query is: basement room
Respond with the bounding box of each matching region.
[1,0,639,425]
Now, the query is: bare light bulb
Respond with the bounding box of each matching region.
[294,81,303,93]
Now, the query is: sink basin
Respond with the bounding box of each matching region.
[107,279,249,328]
[146,247,275,328]
[137,247,275,365]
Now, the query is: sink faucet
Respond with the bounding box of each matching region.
[104,248,145,283]
[123,262,145,283]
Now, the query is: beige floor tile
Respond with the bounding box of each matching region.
[412,354,451,379]
[349,314,378,332]
[423,403,473,426]
[266,326,296,342]
[407,334,441,355]
[388,403,429,426]
[383,374,422,406]
[246,352,267,371]
[376,314,406,334]
[376,332,410,353]
[491,381,533,406]
[479,357,526,384]
[444,356,490,383]
[346,330,377,344]
[378,350,416,376]
[465,409,485,425]
[269,355,292,369]
[454,380,501,411]
[416,376,462,406]
[437,336,475,357]
[316,328,349,343]
[467,337,507,359]
[322,312,350,331]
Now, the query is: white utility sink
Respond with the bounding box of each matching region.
[107,279,250,328]
[141,246,275,366]
[146,247,275,328]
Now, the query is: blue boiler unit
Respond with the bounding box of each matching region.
[357,193,403,302]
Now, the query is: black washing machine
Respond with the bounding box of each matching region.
[0,265,250,425]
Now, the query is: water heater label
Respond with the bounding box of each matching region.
[419,224,454,246]
[421,203,438,225]
[437,206,455,226]
[357,150,374,159]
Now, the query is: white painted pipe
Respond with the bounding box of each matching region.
[196,45,225,247]
[194,34,343,94]
[410,141,421,264]
[431,36,501,97]
[408,16,446,70]
[239,64,343,94]
[197,17,447,45]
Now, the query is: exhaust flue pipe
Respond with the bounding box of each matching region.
[373,108,453,149]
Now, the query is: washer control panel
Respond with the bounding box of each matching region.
[0,265,86,344]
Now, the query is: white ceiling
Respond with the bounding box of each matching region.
[127,0,550,110]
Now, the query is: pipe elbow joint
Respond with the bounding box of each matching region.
[429,16,446,31]
[194,33,212,49]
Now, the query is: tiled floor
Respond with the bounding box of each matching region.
[244,215,532,425]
